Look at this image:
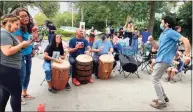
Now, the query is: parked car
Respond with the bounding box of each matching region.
[60,26,78,33]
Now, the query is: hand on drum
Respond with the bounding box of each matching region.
[54,59,63,63]
[108,51,113,54]
[85,51,91,55]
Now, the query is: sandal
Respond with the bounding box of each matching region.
[22,94,35,100]
[21,99,27,105]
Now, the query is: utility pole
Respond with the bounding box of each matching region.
[81,7,84,22]
[105,18,107,27]
[71,2,74,27]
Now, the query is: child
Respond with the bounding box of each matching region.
[166,51,184,83]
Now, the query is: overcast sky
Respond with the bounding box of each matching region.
[28,2,69,17]
[28,1,184,17]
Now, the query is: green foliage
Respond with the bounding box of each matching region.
[0,1,60,19]
[0,1,35,16]
[34,13,48,26]
[177,2,192,41]
[55,29,76,37]
[75,1,165,31]
[52,11,79,28]
[34,2,60,18]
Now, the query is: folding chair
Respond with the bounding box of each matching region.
[118,46,140,78]
[140,46,157,74]
[183,61,192,74]
[175,62,184,81]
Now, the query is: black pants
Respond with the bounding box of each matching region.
[93,55,117,77]
[124,32,132,46]
[0,64,21,112]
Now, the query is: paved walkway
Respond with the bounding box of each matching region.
[5,57,191,111]
[5,40,192,111]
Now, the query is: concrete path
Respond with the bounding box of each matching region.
[5,40,192,111]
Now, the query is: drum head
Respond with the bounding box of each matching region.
[99,54,114,63]
[52,60,70,69]
[76,54,93,63]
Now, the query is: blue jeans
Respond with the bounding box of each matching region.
[20,54,32,90]
[43,61,52,81]
[69,56,76,78]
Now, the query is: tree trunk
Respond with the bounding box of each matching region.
[148,1,156,35]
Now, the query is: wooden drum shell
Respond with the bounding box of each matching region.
[51,60,70,90]
[98,54,114,80]
[75,54,93,84]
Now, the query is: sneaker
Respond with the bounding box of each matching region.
[164,77,170,82]
[89,77,94,83]
[94,74,99,79]
[170,78,177,84]
[65,82,71,89]
[72,78,80,86]
[150,101,167,109]
[152,97,169,103]
[48,88,57,93]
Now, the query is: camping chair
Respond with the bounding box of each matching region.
[140,44,157,74]
[183,57,192,74]
[118,46,141,78]
[175,61,184,81]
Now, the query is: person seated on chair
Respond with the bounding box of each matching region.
[91,34,116,78]
[68,29,93,86]
[112,33,122,61]
[165,51,184,83]
[43,34,71,93]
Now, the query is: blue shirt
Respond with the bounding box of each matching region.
[12,29,33,55]
[155,28,182,65]
[69,37,89,58]
[93,40,113,56]
[141,31,151,43]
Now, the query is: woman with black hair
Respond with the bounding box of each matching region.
[43,35,71,93]
[12,8,38,105]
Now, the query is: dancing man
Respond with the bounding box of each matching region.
[150,16,191,109]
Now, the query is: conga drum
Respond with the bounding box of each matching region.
[51,60,70,90]
[98,54,115,80]
[76,54,93,84]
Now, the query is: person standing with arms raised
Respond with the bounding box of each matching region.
[150,16,191,109]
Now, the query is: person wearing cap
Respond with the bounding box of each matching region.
[91,34,116,78]
[68,29,93,86]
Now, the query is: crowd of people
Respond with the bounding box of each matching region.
[0,7,192,112]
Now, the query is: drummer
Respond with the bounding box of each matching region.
[91,34,116,78]
[68,29,93,86]
[43,34,71,93]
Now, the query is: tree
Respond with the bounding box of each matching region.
[34,13,48,26]
[52,11,79,28]
[148,1,156,34]
[34,2,60,18]
[177,1,192,42]
[0,1,59,19]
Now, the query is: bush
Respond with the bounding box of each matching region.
[55,29,76,37]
